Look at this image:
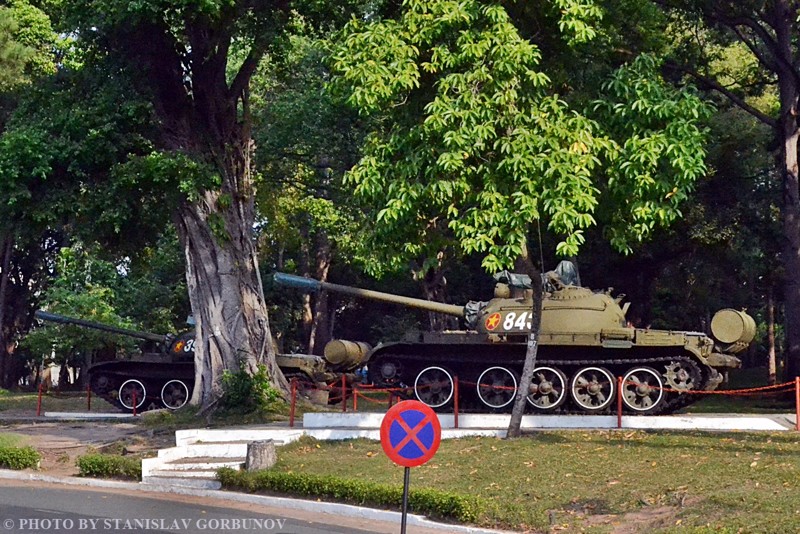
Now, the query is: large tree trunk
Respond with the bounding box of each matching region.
[776,7,800,378]
[120,8,294,409]
[175,133,289,407]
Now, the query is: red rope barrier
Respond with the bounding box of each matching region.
[258,372,800,420]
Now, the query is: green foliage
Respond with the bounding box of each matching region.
[22,244,141,364]
[592,54,714,253]
[22,238,191,374]
[0,61,161,247]
[0,445,41,469]
[552,0,603,45]
[330,1,712,274]
[221,364,282,413]
[0,1,59,92]
[0,7,34,91]
[252,19,366,283]
[218,467,484,523]
[331,0,608,272]
[76,453,142,480]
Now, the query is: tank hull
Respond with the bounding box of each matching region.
[366,329,735,415]
[87,354,352,413]
[88,361,195,412]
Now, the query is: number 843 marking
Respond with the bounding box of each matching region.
[502,312,532,331]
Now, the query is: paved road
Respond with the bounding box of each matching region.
[0,479,404,534]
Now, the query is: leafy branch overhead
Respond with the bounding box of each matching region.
[330,0,713,271]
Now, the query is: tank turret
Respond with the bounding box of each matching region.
[275,267,752,415]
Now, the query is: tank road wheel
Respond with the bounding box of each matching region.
[476,366,518,410]
[571,367,615,412]
[160,380,190,410]
[414,366,454,409]
[526,366,568,411]
[370,358,404,387]
[663,359,701,392]
[118,379,146,411]
[621,367,664,413]
[90,373,114,396]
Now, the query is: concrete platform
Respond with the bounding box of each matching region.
[303,411,796,432]
[43,411,135,419]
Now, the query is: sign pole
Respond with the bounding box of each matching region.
[379,400,442,534]
[401,466,410,534]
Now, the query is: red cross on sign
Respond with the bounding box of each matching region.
[380,400,442,468]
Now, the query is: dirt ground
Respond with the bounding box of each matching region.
[0,417,173,477]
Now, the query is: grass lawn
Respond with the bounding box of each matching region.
[0,389,104,414]
[272,431,800,532]
[0,433,25,448]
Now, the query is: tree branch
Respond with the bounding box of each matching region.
[229,50,260,103]
[671,63,778,128]
[711,12,800,92]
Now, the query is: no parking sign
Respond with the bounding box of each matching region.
[381,400,442,467]
[380,400,442,533]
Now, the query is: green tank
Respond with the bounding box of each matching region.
[274,265,752,415]
[33,311,360,412]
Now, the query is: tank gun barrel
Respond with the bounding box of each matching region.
[34,310,166,343]
[273,272,465,317]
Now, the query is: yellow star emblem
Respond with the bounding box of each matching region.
[485,313,501,331]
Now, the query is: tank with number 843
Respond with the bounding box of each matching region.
[275,263,753,415]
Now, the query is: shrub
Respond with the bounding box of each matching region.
[76,453,142,480]
[217,468,483,523]
[0,446,40,469]
[221,363,281,413]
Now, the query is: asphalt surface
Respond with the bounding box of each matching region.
[0,479,393,533]
[0,473,507,534]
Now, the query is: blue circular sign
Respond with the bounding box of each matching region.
[380,400,441,467]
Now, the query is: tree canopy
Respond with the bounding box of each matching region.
[0,0,789,407]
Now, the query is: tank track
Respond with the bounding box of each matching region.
[371,353,707,415]
[530,355,703,415]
